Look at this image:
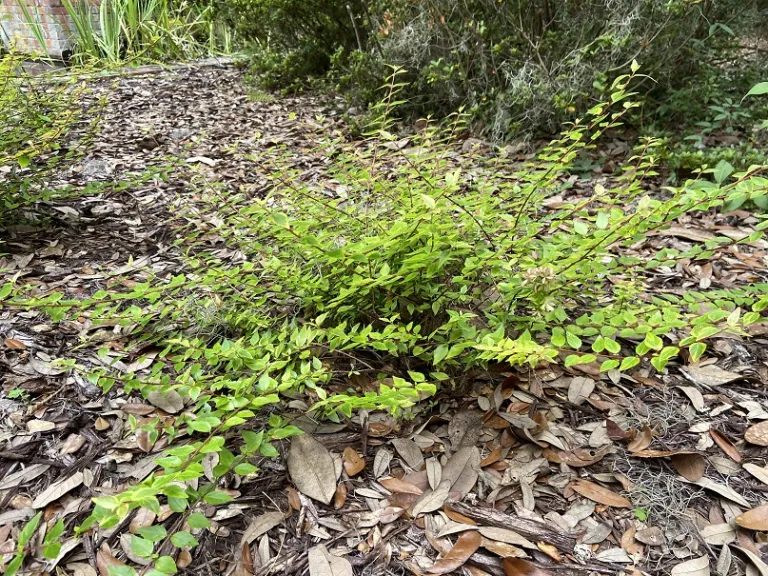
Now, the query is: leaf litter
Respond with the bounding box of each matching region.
[2,64,768,576]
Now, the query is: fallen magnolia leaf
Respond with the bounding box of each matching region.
[342,447,365,476]
[594,548,632,563]
[32,471,84,508]
[481,537,527,559]
[709,429,741,462]
[745,421,768,447]
[670,555,710,576]
[736,504,768,531]
[426,457,443,489]
[441,446,480,497]
[567,377,594,406]
[59,434,86,455]
[411,480,451,517]
[502,558,553,576]
[333,483,347,510]
[287,435,336,504]
[571,479,631,508]
[671,453,706,482]
[426,531,482,575]
[635,526,665,546]
[242,511,284,545]
[286,487,301,510]
[308,545,353,576]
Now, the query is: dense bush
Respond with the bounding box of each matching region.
[233,0,767,138]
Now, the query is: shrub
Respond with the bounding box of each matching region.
[6,73,768,570]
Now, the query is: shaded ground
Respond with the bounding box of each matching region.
[2,65,768,576]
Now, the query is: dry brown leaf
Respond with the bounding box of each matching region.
[627,424,653,452]
[426,531,482,575]
[96,544,128,576]
[66,563,98,576]
[735,547,768,576]
[3,338,26,350]
[373,448,392,478]
[555,446,611,467]
[571,479,631,508]
[287,435,336,504]
[129,508,157,534]
[412,480,451,517]
[94,417,110,431]
[59,434,86,455]
[635,527,664,546]
[502,558,553,576]
[27,419,56,433]
[700,523,736,545]
[480,447,503,467]
[234,542,255,576]
[307,545,353,576]
[242,511,284,545]
[442,446,480,497]
[567,377,595,406]
[480,537,526,559]
[333,483,347,510]
[682,477,749,507]
[32,471,84,508]
[342,447,365,476]
[391,438,425,470]
[536,542,562,562]
[286,487,301,510]
[444,508,477,526]
[670,556,710,576]
[671,454,706,482]
[477,527,535,549]
[606,419,634,440]
[684,364,742,387]
[177,548,193,569]
[426,457,442,490]
[736,504,768,531]
[632,449,696,458]
[147,389,184,413]
[745,421,768,446]
[678,386,707,412]
[709,430,742,462]
[379,476,423,495]
[744,463,768,486]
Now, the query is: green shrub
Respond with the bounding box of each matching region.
[5,73,768,570]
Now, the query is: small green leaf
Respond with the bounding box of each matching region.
[170,531,198,549]
[131,535,154,558]
[43,542,62,559]
[234,463,258,475]
[688,342,706,363]
[202,490,233,505]
[154,555,177,574]
[433,344,449,365]
[17,154,31,168]
[272,212,289,227]
[187,513,210,529]
[745,82,768,98]
[713,160,734,185]
[138,525,167,542]
[619,356,640,371]
[19,512,42,547]
[0,283,13,301]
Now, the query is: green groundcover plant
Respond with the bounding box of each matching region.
[3,69,768,574]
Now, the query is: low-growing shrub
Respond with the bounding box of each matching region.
[4,71,768,573]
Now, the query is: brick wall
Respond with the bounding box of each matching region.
[1,0,76,58]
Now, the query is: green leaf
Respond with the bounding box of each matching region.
[131,535,155,558]
[688,342,706,363]
[746,82,768,98]
[0,283,14,301]
[17,154,31,168]
[43,542,62,559]
[19,512,42,547]
[108,567,138,576]
[187,513,210,529]
[643,332,663,351]
[272,212,289,227]
[421,194,436,209]
[138,525,167,542]
[202,490,233,505]
[44,519,65,543]
[713,160,734,185]
[433,344,449,365]
[619,356,640,371]
[154,555,177,574]
[565,331,582,350]
[234,463,258,475]
[170,531,198,549]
